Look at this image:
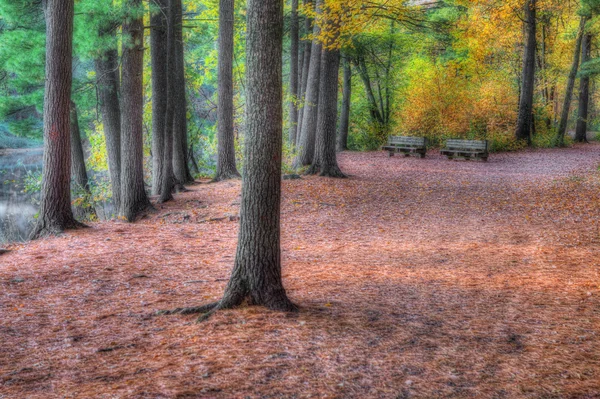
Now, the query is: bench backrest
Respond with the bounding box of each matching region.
[445,139,488,151]
[388,136,426,147]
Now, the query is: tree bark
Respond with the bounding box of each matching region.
[515,0,536,144]
[120,0,152,220]
[296,0,313,146]
[159,0,178,203]
[31,0,80,239]
[160,0,297,320]
[288,0,299,145]
[172,0,193,184]
[337,57,351,152]
[308,47,345,177]
[556,16,586,147]
[295,0,322,167]
[575,33,592,143]
[150,0,168,195]
[70,101,96,220]
[95,49,122,213]
[216,0,296,312]
[214,0,241,181]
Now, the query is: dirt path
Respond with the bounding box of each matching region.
[1,145,600,398]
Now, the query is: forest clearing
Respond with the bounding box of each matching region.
[2,147,599,398]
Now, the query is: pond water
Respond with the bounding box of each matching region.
[0,148,42,243]
[0,148,119,244]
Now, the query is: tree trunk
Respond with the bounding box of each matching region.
[355,53,385,127]
[150,0,168,195]
[575,33,592,143]
[159,0,178,203]
[31,0,80,239]
[309,47,345,177]
[70,101,96,220]
[172,0,194,184]
[218,0,297,312]
[120,0,152,220]
[160,0,296,320]
[214,0,241,181]
[295,0,322,167]
[288,0,299,145]
[337,57,351,152]
[95,49,121,213]
[556,16,586,147]
[515,0,536,144]
[296,0,313,146]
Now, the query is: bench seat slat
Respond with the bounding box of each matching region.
[383,136,427,158]
[441,139,489,161]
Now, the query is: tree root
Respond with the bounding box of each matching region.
[29,218,87,240]
[157,294,299,323]
[320,166,347,179]
[156,301,220,317]
[211,170,242,183]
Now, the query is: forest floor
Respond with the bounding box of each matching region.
[1,145,600,399]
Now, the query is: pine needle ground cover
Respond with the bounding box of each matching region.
[1,146,600,398]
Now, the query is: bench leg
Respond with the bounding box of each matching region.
[388,151,394,157]
[420,153,426,159]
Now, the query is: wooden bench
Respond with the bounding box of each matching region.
[382,136,427,158]
[441,139,489,162]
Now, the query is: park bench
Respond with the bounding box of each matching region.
[441,139,489,162]
[382,136,427,158]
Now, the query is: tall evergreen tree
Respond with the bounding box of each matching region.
[295,0,322,167]
[172,0,193,184]
[161,0,297,320]
[214,0,241,181]
[515,0,537,143]
[576,32,592,143]
[296,0,313,146]
[120,0,152,220]
[337,57,351,152]
[556,16,587,147]
[288,0,300,145]
[70,101,96,219]
[159,0,178,203]
[150,0,169,196]
[31,0,81,239]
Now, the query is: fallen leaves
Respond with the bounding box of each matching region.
[0,146,600,398]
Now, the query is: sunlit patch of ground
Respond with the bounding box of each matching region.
[1,145,599,398]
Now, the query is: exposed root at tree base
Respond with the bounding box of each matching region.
[157,296,299,323]
[320,167,347,178]
[29,218,87,241]
[211,171,242,183]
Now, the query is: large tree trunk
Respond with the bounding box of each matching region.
[295,0,322,167]
[120,0,152,220]
[172,0,194,184]
[160,0,296,320]
[556,16,586,147]
[337,57,351,152]
[150,0,168,195]
[308,47,345,177]
[159,0,178,203]
[95,49,122,213]
[515,0,536,144]
[70,101,96,220]
[288,0,299,145]
[575,33,592,143]
[296,0,313,146]
[31,0,80,239]
[214,0,241,181]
